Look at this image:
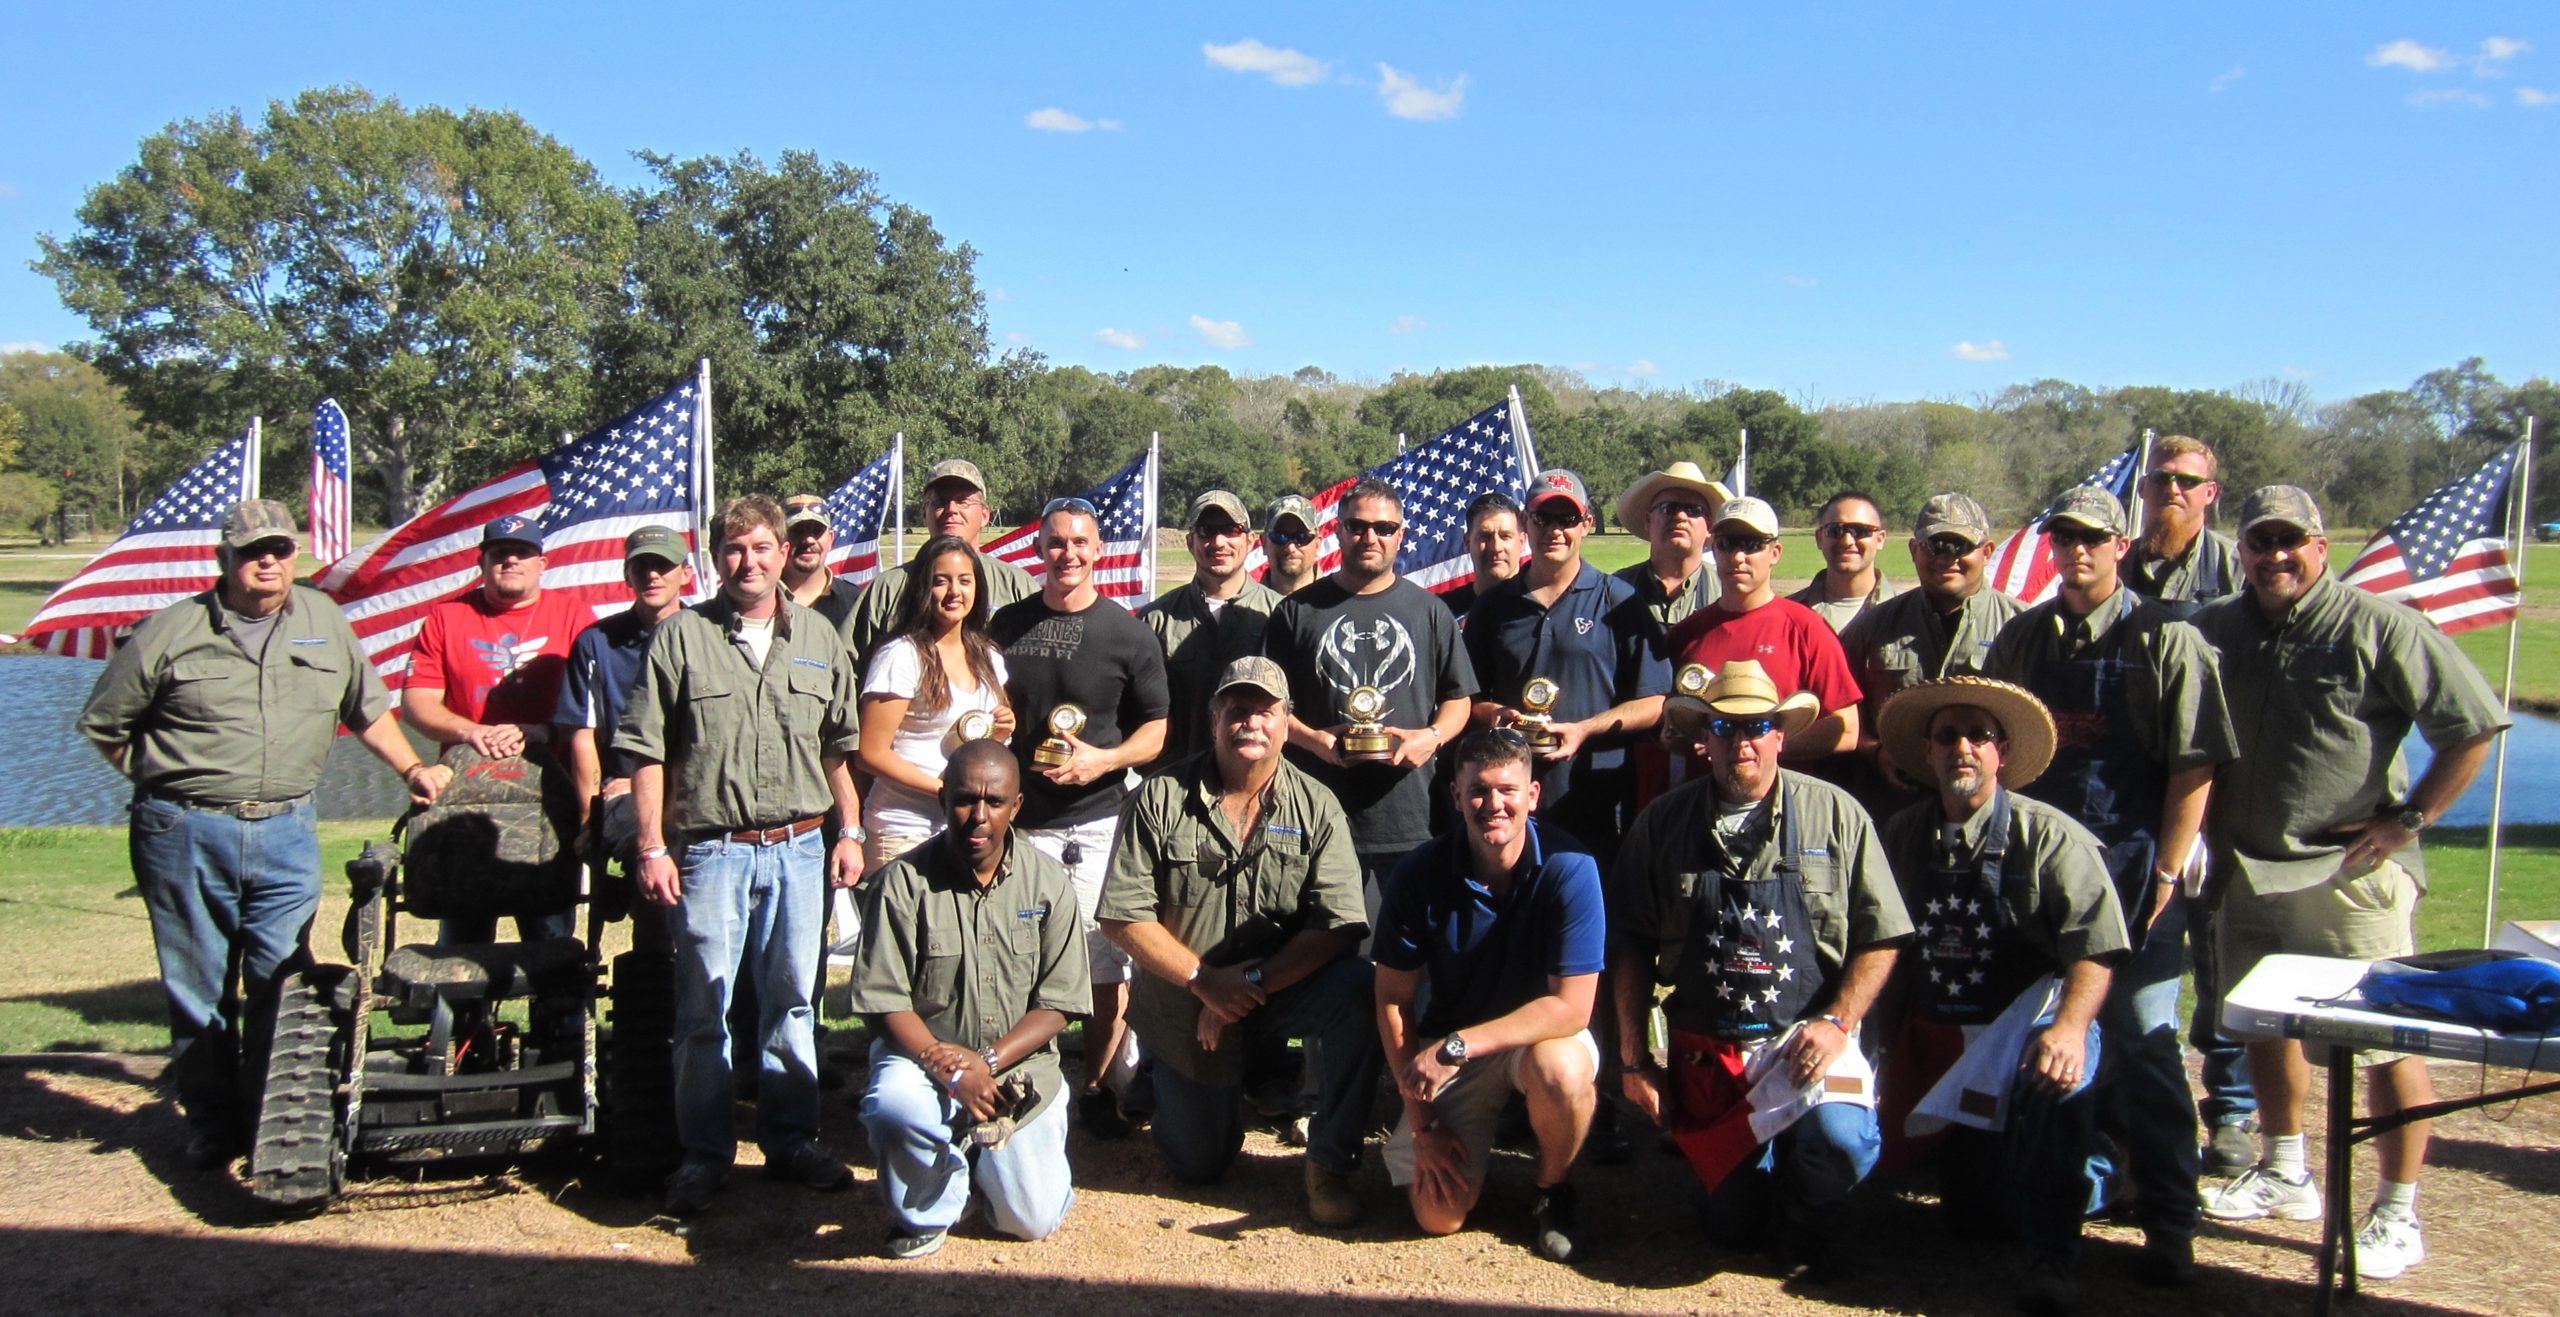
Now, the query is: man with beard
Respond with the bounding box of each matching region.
[1099,658,1379,1225]
[1142,490,1282,767]
[852,740,1087,1257]
[844,459,1039,676]
[1610,661,1908,1279]
[1441,491,1526,619]
[2124,436,2238,613]
[992,499,1171,1136]
[1983,485,2238,1286]
[1839,493,2023,812]
[1260,494,1324,597]
[2192,487,2505,1283]
[1787,492,1903,633]
[1875,677,2126,1316]
[781,493,864,628]
[1265,479,1478,917]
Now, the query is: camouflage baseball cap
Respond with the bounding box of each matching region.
[221,500,301,551]
[1713,495,1781,537]
[1212,655,1291,704]
[1188,489,1250,529]
[781,493,832,531]
[924,458,989,498]
[2238,485,2326,537]
[482,513,544,551]
[1266,494,1317,533]
[2043,485,2126,537]
[1915,493,1993,548]
[624,524,688,567]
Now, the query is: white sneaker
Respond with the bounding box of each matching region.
[2353,1210,2425,1280]
[2202,1164,2323,1221]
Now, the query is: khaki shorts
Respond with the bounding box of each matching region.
[1383,1030,1600,1187]
[2220,856,2418,986]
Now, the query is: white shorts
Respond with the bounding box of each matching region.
[1020,814,1133,985]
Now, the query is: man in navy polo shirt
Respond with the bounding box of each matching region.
[1374,727,1606,1264]
[559,524,696,874]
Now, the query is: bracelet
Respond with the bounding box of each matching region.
[980,1046,1002,1074]
[1820,1013,1851,1033]
[400,762,428,780]
[640,845,670,861]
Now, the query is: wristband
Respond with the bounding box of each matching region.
[1820,1013,1851,1033]
[640,845,670,861]
[400,762,429,780]
[980,1046,1002,1074]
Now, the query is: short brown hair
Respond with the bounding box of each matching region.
[715,494,785,548]
[2154,435,2218,479]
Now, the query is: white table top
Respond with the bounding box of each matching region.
[2221,953,2560,1071]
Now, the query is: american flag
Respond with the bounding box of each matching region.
[1246,390,1541,594]
[1985,439,2147,605]
[309,398,353,566]
[820,433,902,587]
[322,370,708,682]
[981,439,1159,610]
[2343,442,2524,635]
[5,421,263,659]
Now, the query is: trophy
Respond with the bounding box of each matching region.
[1516,676,1563,753]
[943,709,997,756]
[1664,663,1714,741]
[1340,685,1395,762]
[1033,704,1087,769]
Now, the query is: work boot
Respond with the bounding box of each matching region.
[1305,1158,1361,1227]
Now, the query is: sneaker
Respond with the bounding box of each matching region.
[1275,1114,1311,1148]
[2352,1210,2425,1280]
[1304,1159,1362,1228]
[2201,1164,2321,1222]
[761,1139,852,1191]
[1531,1182,1581,1263]
[885,1227,948,1260]
[663,1160,725,1217]
[1078,1087,1133,1140]
[2206,1118,2259,1177]
[2138,1231,2196,1288]
[2015,1254,2080,1316]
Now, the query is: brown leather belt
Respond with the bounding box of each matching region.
[147,790,310,821]
[713,815,827,846]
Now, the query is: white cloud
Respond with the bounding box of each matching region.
[1,340,52,355]
[0,183,18,200]
[1626,359,1661,377]
[1004,331,1032,345]
[1204,38,1328,87]
[1776,273,1818,289]
[2519,87,2560,107]
[2477,36,2532,75]
[2368,39,2454,72]
[1094,327,1145,349]
[1952,339,2012,362]
[1027,107,1122,133]
[1377,64,1467,121]
[987,287,1011,302]
[2407,88,2491,108]
[2281,366,2319,380]
[1189,315,1252,349]
[2209,64,2246,93]
[1389,314,1428,334]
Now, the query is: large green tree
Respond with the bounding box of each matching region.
[0,352,140,539]
[35,86,632,521]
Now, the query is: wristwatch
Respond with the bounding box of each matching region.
[980,1046,1002,1074]
[842,824,869,845]
[1436,1033,1470,1066]
[1242,966,1265,989]
[2396,806,2429,834]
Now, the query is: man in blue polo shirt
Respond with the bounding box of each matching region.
[1374,727,1606,1264]
[559,525,695,874]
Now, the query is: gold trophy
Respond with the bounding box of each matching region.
[1665,663,1713,741]
[1516,676,1563,753]
[1033,704,1087,769]
[943,709,997,756]
[1340,685,1394,762]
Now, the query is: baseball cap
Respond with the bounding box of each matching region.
[781,493,832,531]
[1713,496,1781,537]
[2237,485,2326,537]
[222,500,301,551]
[1266,494,1317,533]
[1525,468,1592,518]
[1914,493,1993,548]
[482,514,544,552]
[1212,655,1291,704]
[2043,485,2126,537]
[925,459,989,498]
[1188,489,1249,529]
[624,524,688,567]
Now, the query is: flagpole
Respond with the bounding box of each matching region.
[247,417,263,500]
[892,431,906,566]
[2483,424,2535,943]
[1507,385,1544,480]
[2128,428,2156,537]
[694,358,717,594]
[1144,431,1162,597]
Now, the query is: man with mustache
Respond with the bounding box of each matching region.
[843,459,1039,677]
[851,739,1087,1258]
[1840,493,2023,813]
[1142,490,1283,767]
[2192,487,2505,1283]
[1099,658,1380,1225]
[1875,677,2126,1316]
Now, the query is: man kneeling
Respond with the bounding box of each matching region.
[1375,727,1605,1262]
[851,741,1089,1258]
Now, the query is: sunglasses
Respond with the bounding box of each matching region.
[2046,525,2115,549]
[2144,470,2213,492]
[1714,534,1777,556]
[1652,499,1713,521]
[927,490,987,509]
[1266,529,1315,547]
[2245,527,2312,554]
[1921,536,1979,560]
[1820,522,1884,540]
[1041,496,1099,519]
[1341,518,1403,539]
[1531,505,1587,529]
[1706,716,1781,740]
[1191,520,1250,540]
[1929,726,2006,748]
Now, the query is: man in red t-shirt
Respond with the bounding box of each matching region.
[404,515,594,759]
[1658,498,1861,783]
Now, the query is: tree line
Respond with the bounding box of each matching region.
[7,86,2552,542]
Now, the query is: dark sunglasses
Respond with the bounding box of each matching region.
[2046,525,2115,549]
[1341,517,1403,539]
[1820,522,1884,540]
[1531,505,1587,529]
[1713,534,1777,556]
[1266,528,1315,547]
[2245,527,2312,554]
[1929,726,2006,748]
[1191,520,1249,539]
[234,539,298,562]
[1041,496,1098,519]
[1652,499,1713,521]
[1921,536,1979,560]
[2144,470,2212,492]
[1706,716,1781,740]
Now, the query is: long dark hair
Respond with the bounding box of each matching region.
[886,536,1005,714]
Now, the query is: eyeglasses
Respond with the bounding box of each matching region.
[1706,716,1781,740]
[1191,521,1250,540]
[2245,527,2311,554]
[1041,496,1098,519]
[2144,470,2212,492]
[2046,525,2115,549]
[1266,529,1315,547]
[1921,536,1979,560]
[1820,522,1884,541]
[1652,499,1713,521]
[1341,518,1403,539]
[1713,534,1777,556]
[234,540,298,563]
[1928,726,2006,748]
[1530,505,1587,530]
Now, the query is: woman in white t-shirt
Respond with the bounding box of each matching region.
[858,536,1014,869]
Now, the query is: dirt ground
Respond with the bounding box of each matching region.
[3,1046,2555,1317]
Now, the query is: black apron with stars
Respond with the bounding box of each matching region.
[2023,605,2167,940]
[1692,794,1824,1041]
[1912,788,2044,1027]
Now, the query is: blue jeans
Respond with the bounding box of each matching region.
[860,1043,1075,1239]
[1147,955,1383,1181]
[669,828,824,1164]
[2186,892,2257,1127]
[2093,900,2202,1238]
[128,794,322,1139]
[1701,1100,1882,1245]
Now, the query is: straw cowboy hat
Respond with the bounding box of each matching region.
[1664,659,1821,741]
[1877,676,2058,789]
[1613,460,1733,533]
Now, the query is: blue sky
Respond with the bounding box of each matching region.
[1,3,2550,405]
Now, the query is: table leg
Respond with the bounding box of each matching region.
[2324,1044,2356,1311]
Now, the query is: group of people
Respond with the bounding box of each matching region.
[78,435,2506,1313]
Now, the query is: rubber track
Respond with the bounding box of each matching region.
[248,967,345,1214]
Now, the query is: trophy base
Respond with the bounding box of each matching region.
[1340,730,1395,763]
[1032,743,1075,769]
[1525,732,1563,754]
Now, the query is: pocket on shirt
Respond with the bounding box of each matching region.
[914,929,964,1016]
[285,647,348,713]
[785,662,839,739]
[165,656,241,723]
[1163,858,1214,908]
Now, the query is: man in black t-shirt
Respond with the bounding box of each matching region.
[990,499,1170,1135]
[1265,479,1478,914]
